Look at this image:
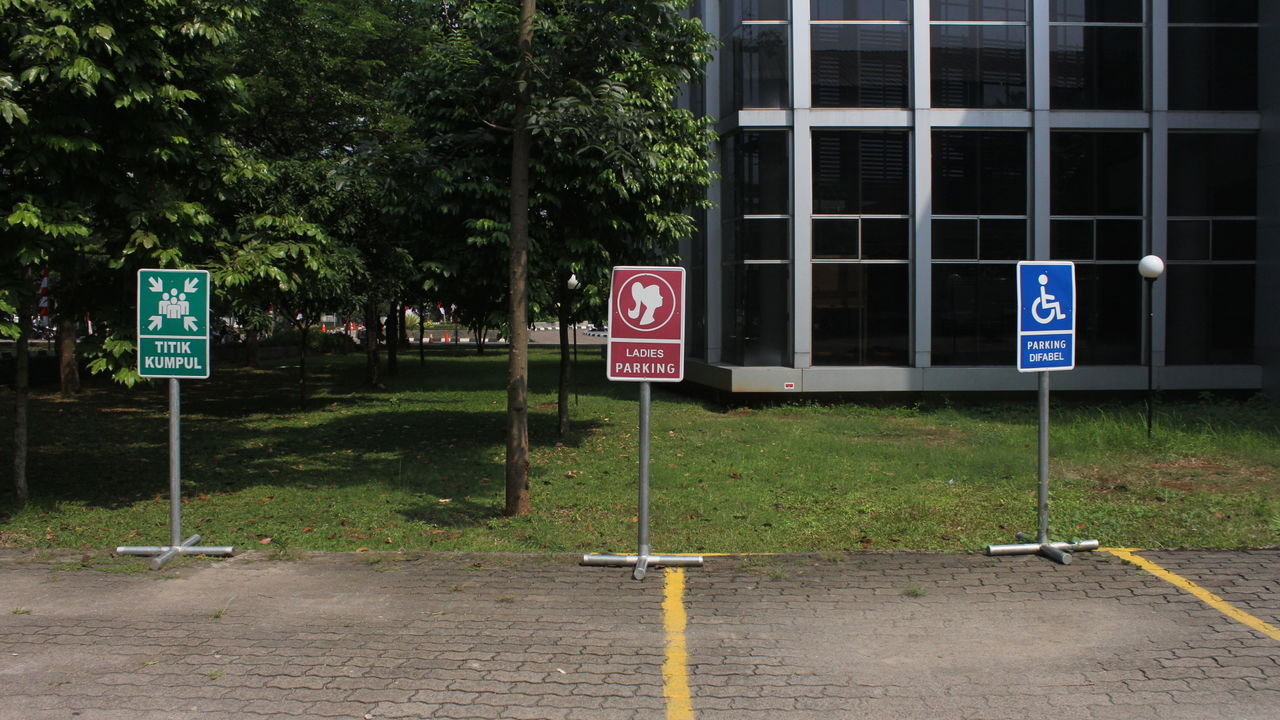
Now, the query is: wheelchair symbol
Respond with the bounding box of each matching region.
[1031,274,1066,324]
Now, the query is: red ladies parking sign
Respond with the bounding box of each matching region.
[607,266,685,382]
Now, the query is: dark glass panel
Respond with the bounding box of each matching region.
[687,215,707,360]
[1169,28,1258,111]
[860,132,911,213]
[1167,220,1211,261]
[813,0,909,21]
[933,219,978,259]
[932,131,978,214]
[1050,219,1093,260]
[730,131,790,216]
[1169,0,1257,24]
[720,262,740,363]
[1050,0,1142,22]
[726,25,790,110]
[933,131,1027,215]
[931,0,1026,22]
[722,262,791,366]
[1050,27,1143,110]
[931,264,1017,365]
[1168,134,1258,216]
[740,218,790,260]
[812,131,910,214]
[740,264,790,366]
[861,218,910,259]
[1094,134,1143,215]
[812,264,910,365]
[1166,265,1255,364]
[1050,132,1092,216]
[1212,220,1256,261]
[979,132,1028,215]
[979,219,1026,260]
[1075,265,1140,365]
[1053,132,1142,216]
[813,219,858,259]
[1094,219,1142,260]
[931,26,1027,108]
[811,25,909,108]
[721,220,739,269]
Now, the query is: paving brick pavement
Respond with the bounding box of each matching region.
[0,549,1276,719]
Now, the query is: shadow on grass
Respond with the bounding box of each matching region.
[0,352,605,526]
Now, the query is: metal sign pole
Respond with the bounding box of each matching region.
[117,381,234,569]
[987,372,1098,563]
[582,382,702,579]
[636,381,652,575]
[170,377,182,548]
[1037,371,1050,545]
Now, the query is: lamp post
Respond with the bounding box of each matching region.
[567,273,581,404]
[1138,255,1165,438]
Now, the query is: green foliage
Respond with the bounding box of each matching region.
[1,0,260,380]
[262,328,358,355]
[400,0,716,322]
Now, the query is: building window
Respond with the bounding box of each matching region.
[721,2,789,111]
[931,130,1027,365]
[1166,133,1257,364]
[811,1,910,108]
[722,130,791,366]
[811,129,910,366]
[813,130,910,214]
[1049,131,1143,364]
[1168,1,1257,111]
[930,0,1027,108]
[1049,1,1143,109]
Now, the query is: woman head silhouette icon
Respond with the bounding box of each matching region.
[627,281,664,326]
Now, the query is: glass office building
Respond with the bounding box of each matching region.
[681,0,1279,395]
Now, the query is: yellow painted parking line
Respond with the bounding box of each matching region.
[1104,548,1280,643]
[663,568,695,720]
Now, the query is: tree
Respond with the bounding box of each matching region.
[400,0,715,514]
[2,0,257,505]
[226,0,438,388]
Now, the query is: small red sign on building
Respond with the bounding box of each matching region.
[607,266,685,382]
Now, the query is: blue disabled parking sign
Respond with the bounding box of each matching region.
[1017,261,1075,372]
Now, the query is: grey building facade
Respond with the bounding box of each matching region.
[680,0,1277,395]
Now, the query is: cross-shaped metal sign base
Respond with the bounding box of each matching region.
[986,536,1100,565]
[581,552,704,581]
[117,535,235,571]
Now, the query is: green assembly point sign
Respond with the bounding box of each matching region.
[137,269,211,379]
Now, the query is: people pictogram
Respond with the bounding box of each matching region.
[158,289,190,319]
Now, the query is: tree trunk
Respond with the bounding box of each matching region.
[12,292,32,507]
[365,296,382,388]
[418,303,425,365]
[56,316,80,395]
[504,0,536,517]
[298,324,308,410]
[386,301,399,377]
[245,328,260,368]
[557,285,571,438]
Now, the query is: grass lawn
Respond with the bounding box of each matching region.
[1,348,1277,555]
